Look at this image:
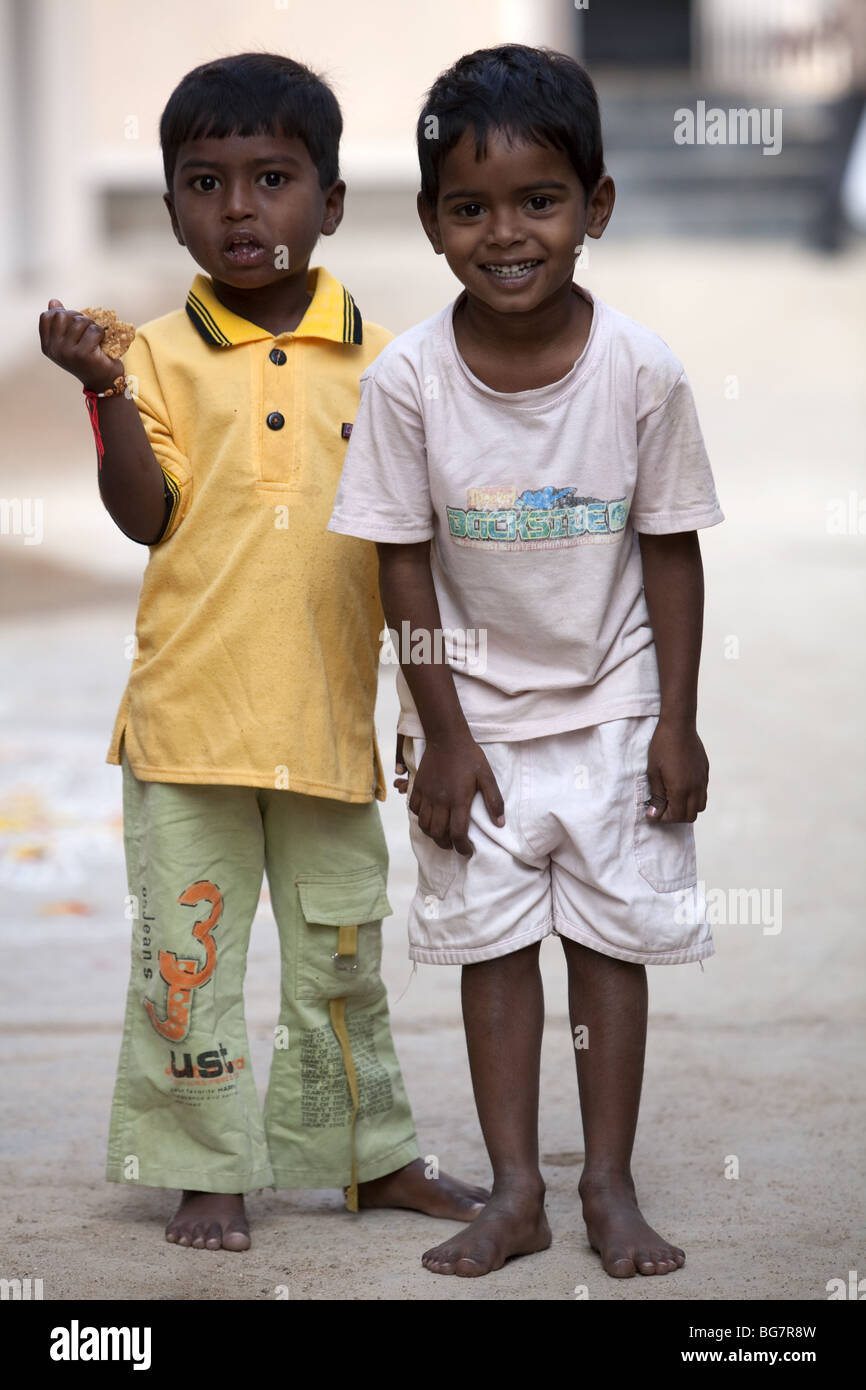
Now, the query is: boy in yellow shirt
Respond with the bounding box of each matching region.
[39,51,485,1251]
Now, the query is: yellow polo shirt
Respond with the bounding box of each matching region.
[106,266,390,802]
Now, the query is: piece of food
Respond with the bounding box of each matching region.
[82,305,136,359]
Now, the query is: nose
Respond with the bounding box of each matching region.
[222,179,255,220]
[486,204,525,249]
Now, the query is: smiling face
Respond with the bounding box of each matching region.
[418,127,614,315]
[164,131,344,292]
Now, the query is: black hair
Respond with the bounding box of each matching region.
[159,52,342,193]
[417,44,604,206]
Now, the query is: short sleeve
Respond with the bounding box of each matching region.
[328,370,433,544]
[631,372,724,534]
[122,333,192,544]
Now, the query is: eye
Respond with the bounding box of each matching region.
[454,202,484,218]
[190,174,219,192]
[259,171,288,188]
[527,195,554,211]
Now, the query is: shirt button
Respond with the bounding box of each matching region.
[269,348,287,365]
[266,411,285,430]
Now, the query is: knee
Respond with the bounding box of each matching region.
[561,937,645,978]
[463,940,542,981]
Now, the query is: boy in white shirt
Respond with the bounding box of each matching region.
[329,44,723,1279]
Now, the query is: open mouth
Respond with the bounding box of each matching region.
[481,259,541,282]
[223,234,267,266]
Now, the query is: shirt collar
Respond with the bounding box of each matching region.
[185,266,363,347]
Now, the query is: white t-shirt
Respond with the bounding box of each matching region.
[328,284,724,742]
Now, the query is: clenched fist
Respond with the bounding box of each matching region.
[38,300,125,392]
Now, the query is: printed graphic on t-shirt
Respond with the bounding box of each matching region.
[445,484,629,551]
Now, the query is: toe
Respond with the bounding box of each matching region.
[460,1191,486,1208]
[604,1249,637,1278]
[422,1248,457,1274]
[205,1223,223,1250]
[650,1244,682,1274]
[222,1227,251,1252]
[455,1255,491,1277]
[191,1223,207,1249]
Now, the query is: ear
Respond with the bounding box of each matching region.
[416,190,444,255]
[163,193,186,248]
[321,179,346,237]
[585,174,615,240]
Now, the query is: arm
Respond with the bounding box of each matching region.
[39,299,169,544]
[377,540,504,855]
[638,529,709,823]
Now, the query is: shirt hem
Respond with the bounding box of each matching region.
[328,514,434,544]
[105,751,380,803]
[631,506,725,534]
[396,694,662,743]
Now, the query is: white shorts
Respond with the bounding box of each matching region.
[402,716,713,967]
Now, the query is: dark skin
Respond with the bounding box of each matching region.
[39,131,489,1250]
[382,128,706,1277]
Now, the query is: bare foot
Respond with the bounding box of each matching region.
[164,1191,250,1251]
[580,1172,684,1277]
[421,1185,551,1276]
[358,1158,488,1221]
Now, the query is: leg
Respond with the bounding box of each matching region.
[422,943,552,1276]
[107,751,271,1251]
[261,789,485,1220]
[561,937,684,1277]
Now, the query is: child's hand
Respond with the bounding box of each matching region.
[410,735,505,856]
[394,734,408,794]
[644,718,709,823]
[39,299,124,392]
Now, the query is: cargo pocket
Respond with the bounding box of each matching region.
[633,773,697,893]
[295,867,392,1003]
[403,736,460,899]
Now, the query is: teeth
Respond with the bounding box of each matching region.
[485,261,538,277]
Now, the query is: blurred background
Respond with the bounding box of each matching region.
[0,0,864,1301]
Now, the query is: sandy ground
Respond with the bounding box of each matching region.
[1,237,865,1301]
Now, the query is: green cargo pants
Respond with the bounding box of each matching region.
[106,751,419,1199]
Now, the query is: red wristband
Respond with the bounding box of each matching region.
[82,388,105,469]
